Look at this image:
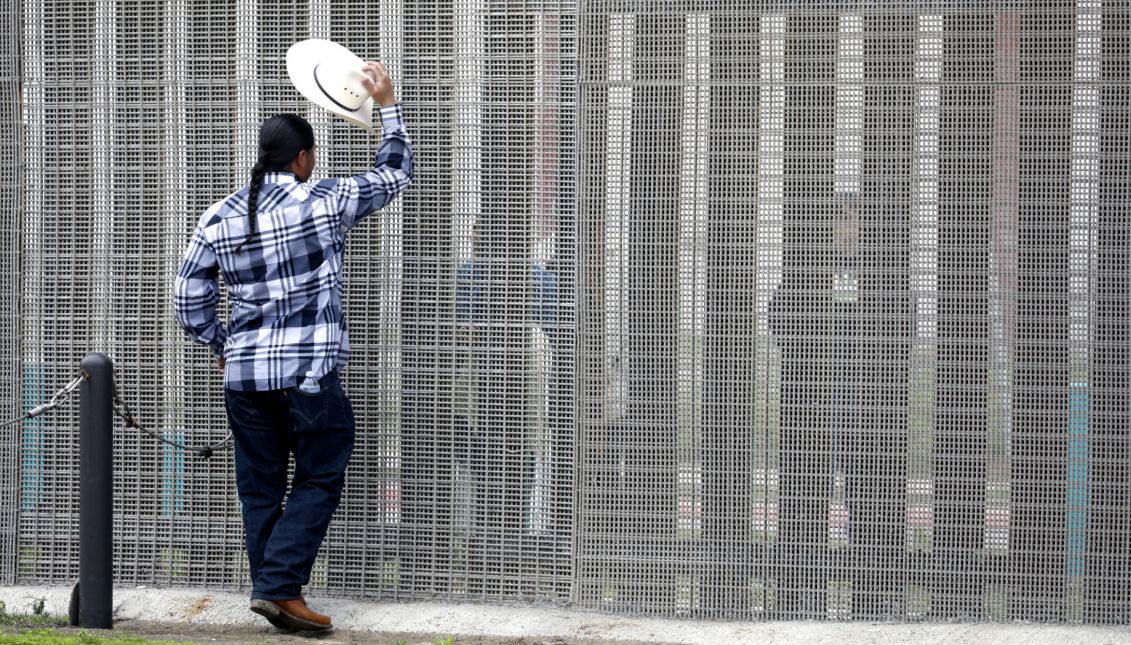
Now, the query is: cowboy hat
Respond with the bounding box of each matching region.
[287,39,374,132]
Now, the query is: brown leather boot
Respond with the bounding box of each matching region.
[249,597,332,631]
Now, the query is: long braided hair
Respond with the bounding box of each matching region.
[235,114,315,254]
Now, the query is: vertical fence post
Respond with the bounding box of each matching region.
[77,352,113,629]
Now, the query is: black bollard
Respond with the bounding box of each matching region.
[77,352,114,629]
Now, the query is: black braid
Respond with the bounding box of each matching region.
[235,160,268,254]
[235,114,316,254]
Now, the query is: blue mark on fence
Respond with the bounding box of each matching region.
[161,430,186,516]
[1066,382,1090,578]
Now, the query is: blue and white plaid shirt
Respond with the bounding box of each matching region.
[174,105,413,392]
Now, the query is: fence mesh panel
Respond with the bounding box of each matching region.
[0,0,21,588]
[14,0,576,603]
[5,0,1131,622]
[573,0,1131,621]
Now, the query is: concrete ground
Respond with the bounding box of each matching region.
[3,586,1131,645]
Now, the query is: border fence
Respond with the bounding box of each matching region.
[2,0,1130,623]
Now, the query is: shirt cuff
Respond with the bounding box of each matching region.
[378,104,404,132]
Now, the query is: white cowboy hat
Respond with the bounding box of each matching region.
[287,39,374,132]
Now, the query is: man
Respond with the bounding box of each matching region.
[173,60,412,631]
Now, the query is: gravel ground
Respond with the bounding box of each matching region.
[27,621,654,645]
[4,586,1131,645]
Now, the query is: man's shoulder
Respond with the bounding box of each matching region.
[308,177,344,200]
[199,189,249,228]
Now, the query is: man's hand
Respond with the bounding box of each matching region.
[217,357,225,373]
[360,61,396,108]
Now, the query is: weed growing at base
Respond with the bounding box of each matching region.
[0,600,64,629]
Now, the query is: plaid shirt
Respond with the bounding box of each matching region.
[174,104,413,391]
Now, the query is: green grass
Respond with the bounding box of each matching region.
[0,630,200,645]
[0,598,211,644]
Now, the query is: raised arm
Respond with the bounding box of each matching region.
[332,61,414,231]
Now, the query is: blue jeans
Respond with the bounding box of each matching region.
[223,371,355,600]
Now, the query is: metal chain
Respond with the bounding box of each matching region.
[0,373,87,428]
[111,385,232,459]
[0,370,232,459]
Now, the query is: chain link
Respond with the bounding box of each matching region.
[0,370,232,459]
[111,385,232,459]
[0,373,87,428]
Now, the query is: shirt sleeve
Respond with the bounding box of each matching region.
[334,103,415,232]
[173,225,228,356]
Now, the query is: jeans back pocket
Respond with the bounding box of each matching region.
[287,386,329,433]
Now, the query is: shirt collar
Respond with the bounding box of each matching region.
[261,171,310,202]
[263,171,300,186]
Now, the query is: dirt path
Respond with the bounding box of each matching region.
[49,621,665,645]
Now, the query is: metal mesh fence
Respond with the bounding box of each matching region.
[574,0,1131,621]
[6,0,1131,623]
[15,0,576,602]
[0,0,21,588]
